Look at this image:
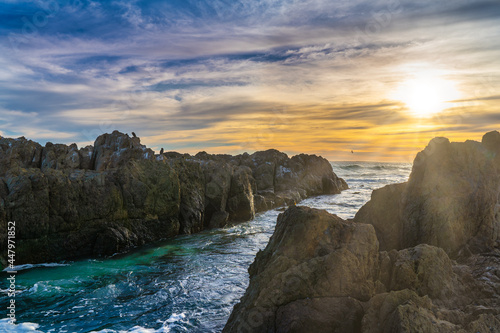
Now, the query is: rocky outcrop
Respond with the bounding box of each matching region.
[0,131,347,266]
[224,132,500,333]
[92,130,155,171]
[1,160,181,264]
[224,206,500,333]
[354,133,500,257]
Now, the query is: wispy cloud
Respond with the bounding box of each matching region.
[0,0,499,160]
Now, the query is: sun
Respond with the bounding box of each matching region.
[392,73,461,118]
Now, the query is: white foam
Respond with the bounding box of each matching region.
[90,326,170,333]
[165,313,186,323]
[3,263,70,272]
[89,313,186,333]
[0,318,43,333]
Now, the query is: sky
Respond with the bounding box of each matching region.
[0,0,499,162]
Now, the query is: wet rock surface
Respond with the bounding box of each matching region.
[0,131,347,265]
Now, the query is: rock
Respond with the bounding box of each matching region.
[0,131,347,265]
[3,168,50,239]
[248,150,288,193]
[0,136,43,175]
[227,166,256,222]
[276,297,364,333]
[225,206,500,333]
[202,160,232,228]
[92,130,155,171]
[79,145,94,169]
[0,160,181,264]
[226,133,500,333]
[355,136,500,257]
[206,211,229,229]
[253,194,268,213]
[482,130,500,153]
[40,142,81,171]
[168,159,205,234]
[223,206,379,332]
[361,290,458,333]
[354,183,406,251]
[275,153,348,197]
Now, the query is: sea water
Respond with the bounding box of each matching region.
[0,162,412,333]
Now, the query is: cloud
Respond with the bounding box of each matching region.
[0,0,499,160]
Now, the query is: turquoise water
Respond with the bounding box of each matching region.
[0,162,411,332]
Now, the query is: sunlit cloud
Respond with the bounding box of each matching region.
[0,0,499,161]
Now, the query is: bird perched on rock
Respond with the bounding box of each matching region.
[132,132,137,138]
[160,148,164,154]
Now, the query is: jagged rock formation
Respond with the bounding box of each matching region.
[0,131,347,266]
[224,132,500,333]
[354,133,500,257]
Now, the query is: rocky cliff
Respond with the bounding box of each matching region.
[224,132,500,333]
[0,131,347,266]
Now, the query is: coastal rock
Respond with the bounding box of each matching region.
[168,159,206,234]
[275,154,347,196]
[0,131,347,265]
[0,136,43,174]
[223,206,379,332]
[227,166,255,222]
[246,149,288,192]
[354,183,406,251]
[79,145,94,169]
[224,206,500,333]
[225,133,500,333]
[1,160,181,263]
[482,130,500,154]
[202,160,232,229]
[92,130,155,171]
[41,142,81,171]
[355,135,500,257]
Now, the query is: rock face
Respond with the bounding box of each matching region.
[355,134,500,257]
[0,131,347,266]
[224,132,500,333]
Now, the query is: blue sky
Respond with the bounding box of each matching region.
[1,0,499,161]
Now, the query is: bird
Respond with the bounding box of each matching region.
[351,150,354,154]
[132,132,137,138]
[160,148,164,154]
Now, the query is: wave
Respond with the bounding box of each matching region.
[333,162,412,172]
[3,263,70,272]
[336,164,363,170]
[90,313,187,332]
[0,318,43,333]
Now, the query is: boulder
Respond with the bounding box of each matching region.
[275,153,348,197]
[354,183,406,251]
[224,206,379,332]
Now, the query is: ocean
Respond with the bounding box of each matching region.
[0,162,412,333]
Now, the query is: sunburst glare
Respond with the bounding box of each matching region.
[392,72,462,118]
